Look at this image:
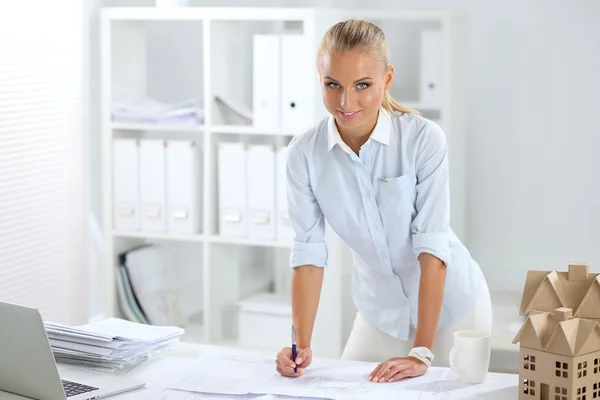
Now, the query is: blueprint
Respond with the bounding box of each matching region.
[165,353,516,399]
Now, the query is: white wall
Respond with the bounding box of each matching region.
[95,0,600,298]
[0,0,87,324]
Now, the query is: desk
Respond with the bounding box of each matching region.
[105,341,520,399]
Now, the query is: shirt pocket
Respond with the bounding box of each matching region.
[376,173,417,232]
[378,173,416,202]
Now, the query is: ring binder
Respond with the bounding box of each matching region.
[223,210,242,223]
[251,211,270,225]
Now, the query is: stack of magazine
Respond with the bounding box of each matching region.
[44,317,184,372]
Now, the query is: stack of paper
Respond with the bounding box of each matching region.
[112,97,204,125]
[44,317,185,372]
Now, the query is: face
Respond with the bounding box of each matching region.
[318,50,393,134]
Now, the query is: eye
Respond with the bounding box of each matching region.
[326,82,340,89]
[357,82,370,89]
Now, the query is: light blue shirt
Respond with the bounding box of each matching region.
[286,108,485,341]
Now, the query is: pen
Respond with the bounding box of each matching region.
[291,325,297,374]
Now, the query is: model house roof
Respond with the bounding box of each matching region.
[512,307,600,356]
[519,262,600,319]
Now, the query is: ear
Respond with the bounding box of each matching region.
[384,65,394,90]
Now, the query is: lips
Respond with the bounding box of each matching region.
[338,110,360,120]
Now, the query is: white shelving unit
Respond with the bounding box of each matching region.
[100,6,454,358]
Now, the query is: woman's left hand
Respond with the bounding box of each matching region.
[368,356,428,383]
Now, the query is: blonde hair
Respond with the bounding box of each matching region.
[317,19,421,116]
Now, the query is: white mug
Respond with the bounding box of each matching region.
[448,330,491,384]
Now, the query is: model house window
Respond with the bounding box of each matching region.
[577,386,587,400]
[594,358,599,375]
[578,361,588,379]
[555,386,567,400]
[557,361,569,378]
[592,382,600,398]
[524,354,536,371]
[523,379,536,396]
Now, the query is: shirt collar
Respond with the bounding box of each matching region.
[327,108,392,152]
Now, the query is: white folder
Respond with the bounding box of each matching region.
[165,140,202,234]
[420,30,443,108]
[275,145,292,242]
[247,144,276,240]
[113,138,140,231]
[218,142,247,237]
[281,34,313,134]
[253,34,281,131]
[139,139,167,233]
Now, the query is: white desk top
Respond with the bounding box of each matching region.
[106,341,520,399]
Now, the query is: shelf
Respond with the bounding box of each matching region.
[209,125,298,136]
[111,123,300,136]
[112,231,292,247]
[208,235,291,249]
[112,122,204,132]
[113,231,205,242]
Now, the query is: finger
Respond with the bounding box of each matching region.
[277,350,295,368]
[295,348,311,365]
[379,364,411,382]
[387,365,419,382]
[373,362,393,382]
[277,364,305,377]
[368,363,384,381]
[277,358,304,376]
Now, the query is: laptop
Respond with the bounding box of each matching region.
[0,301,145,400]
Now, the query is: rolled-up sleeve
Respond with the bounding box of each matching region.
[410,121,451,266]
[286,139,328,268]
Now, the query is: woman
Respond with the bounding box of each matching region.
[275,19,491,383]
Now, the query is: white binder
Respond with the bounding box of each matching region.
[218,142,247,237]
[253,34,281,131]
[281,34,313,134]
[420,30,443,108]
[113,138,140,231]
[275,145,292,242]
[165,140,202,234]
[247,144,276,240]
[139,139,167,233]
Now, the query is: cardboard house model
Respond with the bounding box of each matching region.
[513,262,600,400]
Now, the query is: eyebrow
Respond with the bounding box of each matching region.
[324,76,373,83]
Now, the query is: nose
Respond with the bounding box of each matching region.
[340,89,355,110]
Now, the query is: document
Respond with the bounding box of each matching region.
[164,390,326,400]
[46,318,184,372]
[168,354,442,399]
[165,391,328,400]
[168,354,517,400]
[78,317,184,342]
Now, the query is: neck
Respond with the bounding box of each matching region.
[337,113,378,155]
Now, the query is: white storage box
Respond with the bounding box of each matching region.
[237,292,292,348]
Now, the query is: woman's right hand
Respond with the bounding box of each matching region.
[275,346,313,377]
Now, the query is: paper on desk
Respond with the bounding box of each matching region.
[168,353,449,400]
[165,390,329,400]
[78,318,184,342]
[124,357,202,389]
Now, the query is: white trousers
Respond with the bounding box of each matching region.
[340,279,492,367]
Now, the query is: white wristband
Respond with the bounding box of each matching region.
[408,346,434,367]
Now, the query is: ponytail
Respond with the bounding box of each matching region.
[382,90,421,116]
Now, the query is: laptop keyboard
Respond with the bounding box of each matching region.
[61,380,100,398]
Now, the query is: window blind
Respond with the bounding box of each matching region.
[0,1,86,324]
